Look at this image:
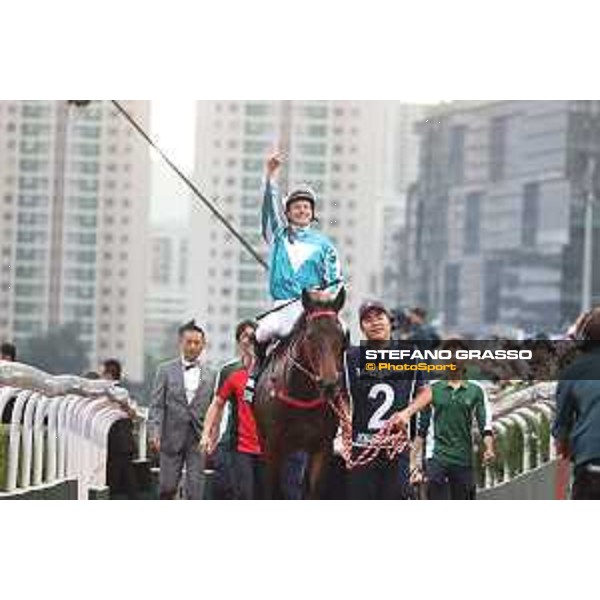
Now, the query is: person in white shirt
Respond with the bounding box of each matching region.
[149,320,216,499]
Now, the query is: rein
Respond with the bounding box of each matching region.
[284,309,340,385]
[327,391,409,470]
[272,308,341,409]
[268,308,410,469]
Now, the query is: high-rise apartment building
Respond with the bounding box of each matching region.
[145,221,189,359]
[0,100,150,379]
[370,103,427,306]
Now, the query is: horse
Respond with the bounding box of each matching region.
[252,288,347,499]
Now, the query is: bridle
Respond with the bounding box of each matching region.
[272,309,345,410]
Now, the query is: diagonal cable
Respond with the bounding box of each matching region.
[111,100,268,269]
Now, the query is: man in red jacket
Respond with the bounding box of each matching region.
[201,321,264,499]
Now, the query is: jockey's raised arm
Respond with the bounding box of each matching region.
[261,177,285,245]
[261,153,285,245]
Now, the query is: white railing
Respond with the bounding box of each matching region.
[0,360,148,499]
[478,382,557,495]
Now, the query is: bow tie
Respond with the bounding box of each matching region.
[184,362,199,371]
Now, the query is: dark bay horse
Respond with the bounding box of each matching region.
[253,288,347,499]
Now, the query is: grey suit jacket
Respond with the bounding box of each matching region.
[149,357,217,454]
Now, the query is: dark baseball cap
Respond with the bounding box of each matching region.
[359,300,391,322]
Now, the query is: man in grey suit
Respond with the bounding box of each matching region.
[149,320,217,499]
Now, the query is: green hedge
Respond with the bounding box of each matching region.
[538,415,551,463]
[475,414,553,488]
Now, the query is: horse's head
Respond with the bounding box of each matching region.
[288,287,347,398]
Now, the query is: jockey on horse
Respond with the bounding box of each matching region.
[244,153,344,401]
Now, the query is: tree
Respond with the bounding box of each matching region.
[20,323,89,375]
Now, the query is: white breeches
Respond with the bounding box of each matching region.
[255,299,305,344]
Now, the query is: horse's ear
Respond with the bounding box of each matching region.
[332,286,346,312]
[301,288,311,309]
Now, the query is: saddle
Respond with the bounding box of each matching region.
[257,312,310,374]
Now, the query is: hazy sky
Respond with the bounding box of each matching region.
[150,101,196,224]
[151,100,196,169]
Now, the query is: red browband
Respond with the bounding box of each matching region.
[306,309,337,321]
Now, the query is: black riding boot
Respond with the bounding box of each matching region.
[244,339,269,403]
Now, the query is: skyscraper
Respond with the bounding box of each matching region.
[370,103,428,305]
[145,221,189,359]
[407,100,600,334]
[0,100,150,379]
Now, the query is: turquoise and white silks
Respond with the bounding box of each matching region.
[255,179,343,343]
